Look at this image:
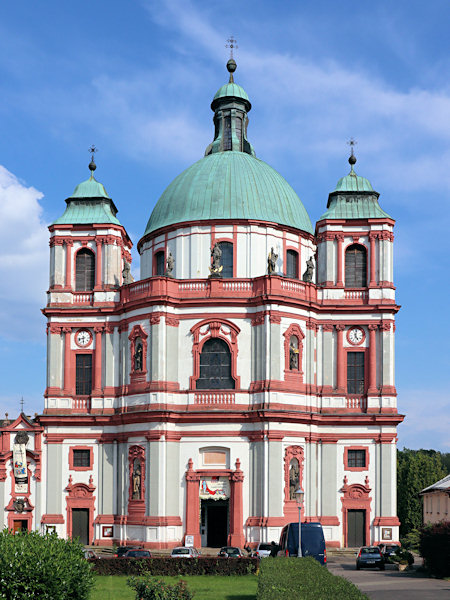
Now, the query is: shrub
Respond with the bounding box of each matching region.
[390,548,414,566]
[400,528,420,551]
[257,557,369,600]
[127,576,193,600]
[0,528,93,600]
[419,520,450,577]
[90,556,258,576]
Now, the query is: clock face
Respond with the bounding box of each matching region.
[76,329,91,347]
[348,327,364,345]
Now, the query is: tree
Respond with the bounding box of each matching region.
[397,449,446,536]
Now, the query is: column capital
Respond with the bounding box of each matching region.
[335,324,346,332]
[62,326,72,334]
[93,325,105,334]
[368,324,379,331]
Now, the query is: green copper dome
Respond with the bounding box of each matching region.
[213,82,250,104]
[144,151,313,236]
[70,175,111,199]
[334,169,374,192]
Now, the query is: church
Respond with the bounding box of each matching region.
[0,58,403,549]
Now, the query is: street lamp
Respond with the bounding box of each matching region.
[295,486,304,558]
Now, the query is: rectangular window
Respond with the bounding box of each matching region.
[347,351,365,394]
[73,449,91,468]
[76,354,92,395]
[223,115,232,150]
[155,251,165,276]
[347,449,366,468]
[286,250,299,278]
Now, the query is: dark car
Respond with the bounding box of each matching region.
[121,549,152,559]
[114,545,142,558]
[277,522,326,565]
[378,543,399,562]
[218,546,244,558]
[356,546,384,570]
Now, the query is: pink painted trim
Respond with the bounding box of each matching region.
[69,446,94,471]
[343,446,369,472]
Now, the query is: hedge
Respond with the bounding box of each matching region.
[0,529,93,600]
[419,520,450,577]
[257,557,369,600]
[90,556,258,576]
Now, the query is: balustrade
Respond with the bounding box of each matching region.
[194,392,235,405]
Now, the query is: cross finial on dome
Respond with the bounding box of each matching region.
[88,144,97,177]
[226,36,238,82]
[347,138,357,174]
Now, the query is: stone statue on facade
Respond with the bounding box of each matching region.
[134,341,143,372]
[289,338,299,370]
[165,251,174,278]
[289,459,300,500]
[132,461,141,500]
[302,256,315,283]
[209,242,223,278]
[122,260,134,285]
[267,247,278,275]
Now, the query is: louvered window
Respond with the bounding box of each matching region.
[223,115,232,150]
[347,352,365,394]
[76,354,92,395]
[235,117,242,151]
[348,450,366,468]
[196,338,234,390]
[155,251,165,276]
[73,449,91,467]
[286,250,299,279]
[75,249,95,291]
[219,242,233,278]
[345,244,367,287]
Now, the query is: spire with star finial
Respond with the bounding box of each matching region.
[347,138,357,175]
[225,36,238,82]
[88,144,97,178]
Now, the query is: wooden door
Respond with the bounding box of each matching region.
[347,509,365,547]
[13,520,28,534]
[72,508,89,545]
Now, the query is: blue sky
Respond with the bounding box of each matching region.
[0,0,449,451]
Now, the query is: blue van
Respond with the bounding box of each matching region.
[277,522,326,565]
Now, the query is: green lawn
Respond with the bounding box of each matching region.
[91,575,257,600]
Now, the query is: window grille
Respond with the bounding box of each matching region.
[76,354,92,395]
[75,249,95,291]
[196,338,234,390]
[73,449,91,467]
[286,250,299,278]
[347,352,365,394]
[345,244,367,287]
[347,449,366,468]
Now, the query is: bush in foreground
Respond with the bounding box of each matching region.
[91,556,258,576]
[257,556,369,600]
[419,520,450,577]
[0,528,93,600]
[127,576,193,600]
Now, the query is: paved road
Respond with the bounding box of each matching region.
[327,556,450,599]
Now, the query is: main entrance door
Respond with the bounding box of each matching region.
[72,508,89,545]
[347,509,365,547]
[201,500,228,547]
[13,520,28,534]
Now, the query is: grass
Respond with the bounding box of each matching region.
[91,574,258,600]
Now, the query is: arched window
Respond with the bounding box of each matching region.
[286,250,299,279]
[75,249,95,291]
[289,336,299,370]
[155,250,165,276]
[219,242,233,278]
[196,338,234,390]
[345,244,367,287]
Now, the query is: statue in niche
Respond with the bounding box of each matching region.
[209,242,223,277]
[289,336,299,370]
[289,458,300,500]
[165,251,175,277]
[267,247,278,275]
[132,460,141,500]
[134,340,143,372]
[122,260,134,285]
[302,256,315,283]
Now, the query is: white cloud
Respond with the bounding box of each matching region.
[0,166,48,340]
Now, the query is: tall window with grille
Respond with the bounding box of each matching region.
[73,449,91,468]
[286,250,299,279]
[219,242,233,278]
[76,354,92,395]
[75,249,95,291]
[345,244,367,287]
[347,449,366,468]
[155,250,165,276]
[196,338,234,390]
[347,351,365,394]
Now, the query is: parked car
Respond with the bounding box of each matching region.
[356,546,384,570]
[114,546,142,558]
[277,522,326,565]
[121,549,152,559]
[83,549,99,559]
[218,546,244,558]
[378,543,399,562]
[170,547,200,558]
[254,542,272,558]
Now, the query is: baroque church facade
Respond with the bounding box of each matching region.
[0,60,403,549]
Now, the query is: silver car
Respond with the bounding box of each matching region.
[170,546,200,558]
[254,542,272,558]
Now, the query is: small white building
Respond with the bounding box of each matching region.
[1,59,403,549]
[421,474,450,525]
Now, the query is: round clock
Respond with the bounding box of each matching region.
[347,326,365,346]
[75,329,92,347]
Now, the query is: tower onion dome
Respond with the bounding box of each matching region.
[142,61,313,238]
